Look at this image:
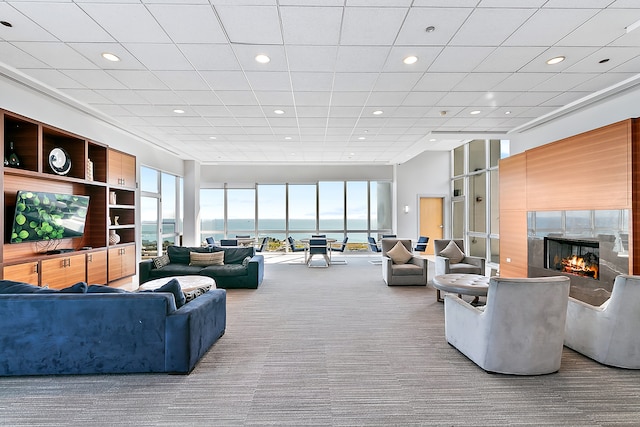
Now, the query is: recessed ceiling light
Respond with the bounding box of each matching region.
[546,56,565,65]
[274,109,285,115]
[599,58,610,64]
[0,21,13,28]
[425,26,436,33]
[403,56,418,65]
[505,111,511,115]
[101,52,120,62]
[372,110,383,115]
[429,138,437,142]
[358,137,365,140]
[470,110,481,115]
[209,136,217,140]
[284,136,292,140]
[255,54,270,64]
[350,152,355,156]
[173,109,185,114]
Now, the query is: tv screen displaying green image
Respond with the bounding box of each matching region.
[10,190,90,243]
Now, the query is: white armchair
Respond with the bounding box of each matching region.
[564,274,640,369]
[445,276,570,375]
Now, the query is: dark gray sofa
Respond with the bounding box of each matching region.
[0,280,226,376]
[139,245,264,289]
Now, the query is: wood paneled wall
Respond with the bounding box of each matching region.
[499,119,636,278]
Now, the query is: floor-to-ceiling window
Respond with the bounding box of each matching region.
[451,140,509,272]
[140,166,183,258]
[199,181,392,251]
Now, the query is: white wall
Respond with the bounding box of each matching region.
[395,150,450,240]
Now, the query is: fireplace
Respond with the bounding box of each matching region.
[545,237,599,280]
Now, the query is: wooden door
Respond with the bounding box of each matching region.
[419,197,444,255]
[3,262,39,285]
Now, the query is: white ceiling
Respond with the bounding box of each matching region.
[1,0,640,165]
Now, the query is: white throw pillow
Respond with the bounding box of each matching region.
[439,241,465,264]
[387,241,413,264]
[189,251,224,266]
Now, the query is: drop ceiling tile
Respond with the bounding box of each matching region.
[382,46,443,72]
[290,72,334,92]
[176,91,223,105]
[200,71,252,91]
[571,72,637,92]
[541,91,593,107]
[215,91,259,105]
[504,9,598,46]
[20,69,85,89]
[137,90,188,105]
[491,73,555,92]
[335,46,391,73]
[179,44,241,71]
[95,89,149,104]
[61,70,128,90]
[253,91,295,106]
[401,91,446,106]
[80,3,171,43]
[12,42,98,69]
[231,44,287,71]
[215,5,283,44]
[124,43,193,71]
[519,47,600,73]
[298,117,329,127]
[478,0,546,6]
[453,73,510,92]
[122,104,175,117]
[280,6,342,45]
[327,118,358,128]
[226,105,264,117]
[567,47,640,73]
[192,106,234,117]
[471,91,520,107]
[93,104,137,117]
[366,91,409,106]
[508,91,561,107]
[236,117,270,127]
[68,43,146,70]
[340,7,408,46]
[295,91,331,106]
[154,71,210,90]
[611,55,640,73]
[63,88,111,104]
[438,91,487,106]
[0,3,57,42]
[147,4,227,43]
[347,0,413,6]
[428,47,494,72]
[330,92,370,106]
[395,7,474,46]
[559,9,640,46]
[107,70,168,90]
[329,106,364,117]
[449,8,535,46]
[0,42,48,68]
[474,47,547,73]
[390,106,430,117]
[332,73,379,92]
[244,71,292,91]
[531,73,596,92]
[286,46,338,72]
[414,73,466,91]
[373,73,422,91]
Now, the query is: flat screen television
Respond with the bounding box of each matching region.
[9,190,90,244]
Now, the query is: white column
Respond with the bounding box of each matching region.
[182,160,201,247]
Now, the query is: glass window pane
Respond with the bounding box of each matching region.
[490,237,500,264]
[319,181,344,230]
[258,184,286,230]
[227,189,255,235]
[140,166,158,193]
[453,178,464,197]
[490,139,501,167]
[347,181,368,230]
[490,169,499,234]
[468,236,486,259]
[371,181,392,231]
[200,189,224,241]
[289,184,316,231]
[468,173,486,233]
[453,146,464,176]
[469,140,486,172]
[161,173,176,236]
[534,211,562,231]
[141,196,158,258]
[452,200,464,239]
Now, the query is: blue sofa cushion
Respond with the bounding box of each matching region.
[201,264,248,277]
[215,246,255,264]
[88,284,129,293]
[0,280,87,294]
[167,245,211,265]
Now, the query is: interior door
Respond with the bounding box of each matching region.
[419,197,444,255]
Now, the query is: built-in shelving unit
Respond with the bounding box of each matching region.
[1,110,137,289]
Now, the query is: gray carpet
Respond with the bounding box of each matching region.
[1,255,640,426]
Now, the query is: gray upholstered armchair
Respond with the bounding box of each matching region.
[434,239,485,276]
[445,276,571,375]
[381,239,427,286]
[564,274,640,369]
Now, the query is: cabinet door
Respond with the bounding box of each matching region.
[120,153,136,189]
[107,246,123,281]
[41,254,86,289]
[86,250,107,285]
[3,262,39,285]
[120,244,136,277]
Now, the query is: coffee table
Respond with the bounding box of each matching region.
[432,273,490,303]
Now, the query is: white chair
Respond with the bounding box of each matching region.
[564,274,640,369]
[445,276,570,375]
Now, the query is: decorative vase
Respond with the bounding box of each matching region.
[87,158,94,181]
[109,229,120,245]
[114,216,119,226]
[109,191,117,205]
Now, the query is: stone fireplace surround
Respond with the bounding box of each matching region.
[527,210,629,306]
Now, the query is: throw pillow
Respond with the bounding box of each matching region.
[59,282,88,293]
[153,278,187,308]
[189,251,224,266]
[183,284,212,303]
[242,256,252,267]
[152,254,170,269]
[0,280,42,294]
[387,241,413,264]
[439,241,465,264]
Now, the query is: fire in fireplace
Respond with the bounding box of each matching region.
[545,237,599,280]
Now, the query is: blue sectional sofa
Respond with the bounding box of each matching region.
[139,245,264,289]
[0,280,226,376]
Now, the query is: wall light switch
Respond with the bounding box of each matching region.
[506,257,512,263]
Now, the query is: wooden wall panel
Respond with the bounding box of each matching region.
[499,154,527,211]
[499,210,528,277]
[526,120,632,211]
